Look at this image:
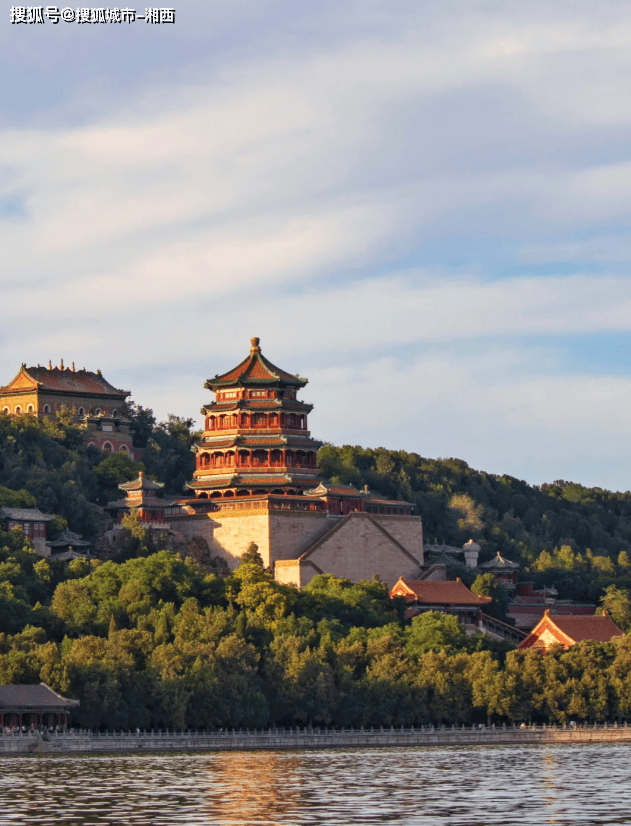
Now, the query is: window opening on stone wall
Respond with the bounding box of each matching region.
[15,406,21,414]
[43,404,50,413]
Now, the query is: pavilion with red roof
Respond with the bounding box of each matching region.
[390,576,492,626]
[518,609,624,651]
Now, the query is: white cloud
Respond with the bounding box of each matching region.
[309,349,631,491]
[3,1,631,490]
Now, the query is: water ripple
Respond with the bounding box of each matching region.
[0,744,629,825]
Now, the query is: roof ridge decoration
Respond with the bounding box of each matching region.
[48,528,90,547]
[205,337,308,390]
[1,363,130,396]
[118,471,165,492]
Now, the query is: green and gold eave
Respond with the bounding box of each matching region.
[188,471,320,491]
[204,338,307,391]
[194,435,323,452]
[202,399,313,415]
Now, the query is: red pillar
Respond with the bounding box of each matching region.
[18,713,22,730]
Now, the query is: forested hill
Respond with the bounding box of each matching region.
[4,413,631,729]
[0,405,199,540]
[2,411,631,601]
[318,445,631,601]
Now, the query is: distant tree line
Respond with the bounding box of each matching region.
[319,445,631,602]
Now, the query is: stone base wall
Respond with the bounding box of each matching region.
[296,513,422,588]
[274,559,322,588]
[373,516,423,563]
[166,506,423,585]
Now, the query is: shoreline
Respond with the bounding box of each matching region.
[3,724,631,756]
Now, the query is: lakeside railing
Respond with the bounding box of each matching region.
[3,721,631,739]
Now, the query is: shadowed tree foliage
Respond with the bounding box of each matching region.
[1,546,631,729]
[317,444,631,602]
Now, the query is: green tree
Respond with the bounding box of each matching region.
[471,573,510,621]
[599,585,631,631]
[240,542,264,568]
[405,611,470,658]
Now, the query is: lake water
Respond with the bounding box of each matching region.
[1,744,630,825]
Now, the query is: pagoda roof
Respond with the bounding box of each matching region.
[479,552,520,571]
[107,497,176,509]
[205,338,307,389]
[205,399,311,412]
[197,438,237,450]
[233,475,294,486]
[0,507,55,522]
[118,472,164,493]
[304,482,364,498]
[391,578,493,606]
[47,528,90,549]
[0,364,129,398]
[189,470,318,490]
[187,476,237,489]
[365,497,411,507]
[51,549,90,561]
[519,611,623,649]
[198,435,320,450]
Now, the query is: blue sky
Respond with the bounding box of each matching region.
[3,1,631,490]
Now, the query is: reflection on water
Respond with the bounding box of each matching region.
[1,744,630,825]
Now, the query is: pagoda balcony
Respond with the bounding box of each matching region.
[195,461,319,476]
[203,427,312,437]
[207,496,326,514]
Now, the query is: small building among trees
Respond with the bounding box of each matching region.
[0,506,55,556]
[390,577,527,644]
[0,683,79,731]
[107,471,179,528]
[479,551,520,591]
[47,528,91,560]
[518,609,623,651]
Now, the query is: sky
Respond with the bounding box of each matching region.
[3,0,631,491]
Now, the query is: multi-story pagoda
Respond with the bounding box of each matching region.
[189,337,322,499]
[107,472,176,528]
